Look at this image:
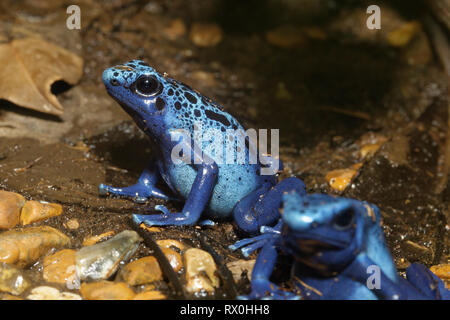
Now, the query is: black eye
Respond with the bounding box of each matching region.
[134,75,161,96]
[333,209,355,230]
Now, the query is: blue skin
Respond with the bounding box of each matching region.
[241,192,450,300]
[99,60,306,233]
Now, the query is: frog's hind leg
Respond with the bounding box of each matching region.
[405,263,450,300]
[233,177,306,234]
[230,177,305,256]
[99,161,171,203]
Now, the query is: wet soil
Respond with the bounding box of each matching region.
[0,0,448,298]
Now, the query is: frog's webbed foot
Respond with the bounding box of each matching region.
[238,279,300,300]
[229,221,282,257]
[229,233,279,257]
[132,205,200,226]
[99,165,175,203]
[99,183,171,203]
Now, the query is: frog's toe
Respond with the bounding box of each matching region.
[132,210,198,226]
[98,183,111,195]
[229,233,276,257]
[134,196,148,204]
[132,214,147,226]
[198,219,215,226]
[155,205,170,215]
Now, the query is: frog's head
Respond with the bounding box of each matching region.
[102,60,174,136]
[281,192,379,275]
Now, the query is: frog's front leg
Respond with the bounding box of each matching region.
[133,144,218,226]
[240,240,300,300]
[99,160,171,203]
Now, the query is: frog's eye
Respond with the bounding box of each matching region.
[133,75,162,96]
[333,208,354,230]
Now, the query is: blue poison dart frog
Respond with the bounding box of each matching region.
[238,192,450,300]
[99,60,306,233]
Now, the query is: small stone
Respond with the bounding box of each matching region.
[139,224,161,233]
[80,281,135,300]
[226,259,256,282]
[120,256,163,286]
[20,200,63,225]
[0,293,23,300]
[43,249,76,285]
[189,23,223,47]
[266,25,307,48]
[0,190,26,229]
[161,247,182,272]
[325,163,363,192]
[133,290,166,300]
[0,226,70,268]
[75,230,142,281]
[65,219,79,230]
[275,82,292,100]
[302,26,327,40]
[27,286,81,300]
[402,31,432,66]
[0,262,31,295]
[430,264,450,287]
[184,248,220,294]
[387,21,421,47]
[82,231,115,246]
[358,133,388,159]
[157,239,186,251]
[163,18,187,40]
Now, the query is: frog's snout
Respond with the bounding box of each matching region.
[102,68,120,88]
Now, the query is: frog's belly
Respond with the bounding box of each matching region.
[167,163,262,219]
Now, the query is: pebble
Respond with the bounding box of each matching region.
[80,281,135,300]
[120,256,163,286]
[189,23,223,47]
[0,190,26,229]
[266,25,307,48]
[0,293,23,300]
[157,239,186,251]
[402,30,432,66]
[430,264,450,287]
[0,262,30,295]
[82,231,115,246]
[75,230,142,281]
[20,200,63,225]
[133,290,166,300]
[226,259,255,282]
[161,247,183,272]
[139,223,162,233]
[26,286,81,300]
[163,18,187,40]
[387,21,421,47]
[0,226,70,267]
[326,163,363,192]
[358,133,388,159]
[42,249,77,286]
[65,218,79,230]
[184,248,220,294]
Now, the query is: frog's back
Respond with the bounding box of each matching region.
[158,78,271,218]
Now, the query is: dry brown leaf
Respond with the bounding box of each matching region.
[0,37,83,115]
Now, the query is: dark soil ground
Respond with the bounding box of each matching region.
[0,0,448,298]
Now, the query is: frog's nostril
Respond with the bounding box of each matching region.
[110,78,120,86]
